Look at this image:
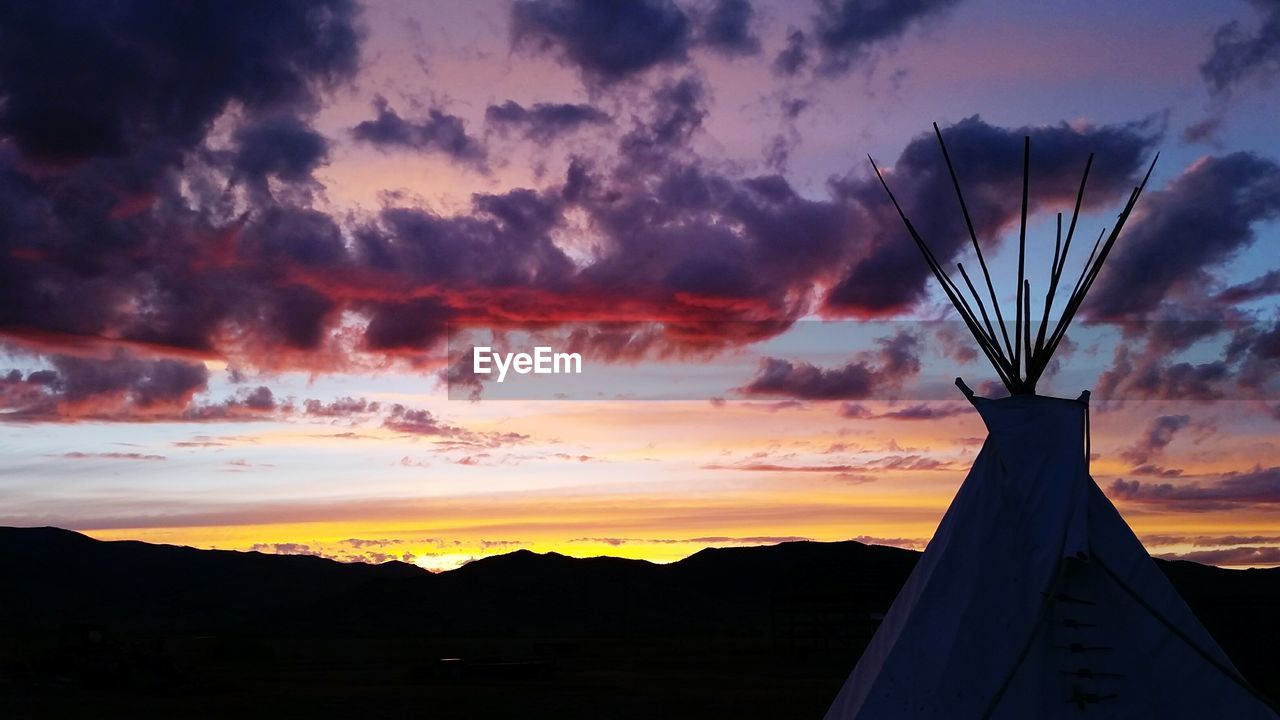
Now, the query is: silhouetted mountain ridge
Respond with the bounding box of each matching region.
[2,526,1277,647]
[0,526,421,631]
[3,526,1279,715]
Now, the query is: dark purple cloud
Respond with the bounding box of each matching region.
[1093,315,1280,404]
[1096,346,1232,402]
[1088,153,1280,318]
[250,542,313,556]
[1129,465,1184,478]
[1108,466,1280,511]
[1200,0,1280,96]
[0,3,1198,434]
[241,386,277,411]
[58,451,166,461]
[229,115,329,200]
[699,0,761,57]
[0,1,364,384]
[705,454,949,474]
[510,0,692,85]
[351,99,486,166]
[1144,533,1280,547]
[485,100,610,141]
[0,357,432,426]
[1121,414,1191,466]
[812,0,963,76]
[773,28,811,76]
[569,535,813,546]
[739,331,918,400]
[840,402,970,420]
[383,403,529,448]
[51,353,208,410]
[0,17,1164,408]
[619,76,709,167]
[742,358,886,400]
[0,0,360,163]
[384,404,456,436]
[1155,546,1280,567]
[1236,320,1280,388]
[825,115,1158,316]
[763,98,810,172]
[0,351,209,421]
[1182,115,1225,144]
[1087,304,1280,403]
[181,385,289,422]
[1216,270,1280,305]
[563,100,856,338]
[303,397,381,418]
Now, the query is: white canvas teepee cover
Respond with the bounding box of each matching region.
[825,391,1279,719]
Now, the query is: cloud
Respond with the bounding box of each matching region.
[763,97,810,172]
[1200,0,1280,96]
[1121,414,1190,466]
[0,0,360,163]
[302,397,381,418]
[485,100,610,141]
[840,402,970,420]
[1108,466,1280,511]
[383,404,459,436]
[1092,314,1280,403]
[931,322,980,364]
[618,76,709,167]
[738,331,918,400]
[250,542,314,556]
[0,351,209,421]
[229,114,329,201]
[698,0,761,57]
[0,50,1173,423]
[825,115,1158,316]
[510,0,692,85]
[351,98,486,166]
[1144,533,1280,547]
[242,386,277,411]
[1096,346,1232,402]
[1182,115,1225,145]
[383,403,529,448]
[1235,319,1280,392]
[1088,153,1280,318]
[343,537,415,549]
[773,28,811,76]
[705,453,950,475]
[181,385,285,421]
[569,535,811,546]
[1129,464,1184,478]
[811,0,962,76]
[852,535,929,550]
[1215,270,1280,305]
[551,452,599,462]
[1155,546,1280,568]
[58,451,166,461]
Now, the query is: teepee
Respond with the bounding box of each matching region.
[824,126,1279,719]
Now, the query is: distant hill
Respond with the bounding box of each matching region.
[0,526,421,631]
[1,526,1276,718]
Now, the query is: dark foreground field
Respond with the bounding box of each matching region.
[2,527,1277,719]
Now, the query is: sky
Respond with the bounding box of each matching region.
[2,0,1280,571]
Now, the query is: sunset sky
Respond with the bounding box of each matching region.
[2,0,1280,570]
